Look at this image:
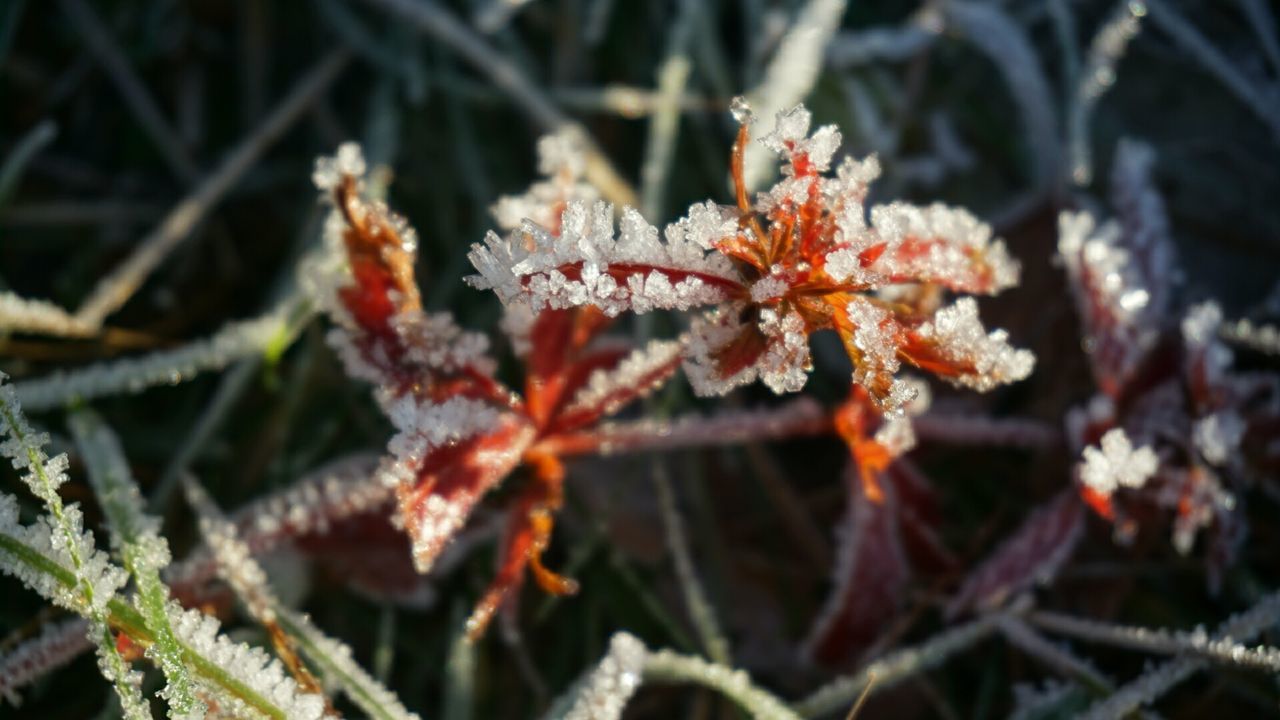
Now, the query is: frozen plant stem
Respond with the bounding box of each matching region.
[0,380,148,717]
[642,649,803,720]
[1068,0,1146,186]
[1029,609,1280,673]
[184,477,421,720]
[639,0,695,223]
[796,616,998,717]
[1077,592,1280,719]
[15,296,310,412]
[69,409,199,716]
[742,0,847,192]
[652,461,732,666]
[995,614,1113,693]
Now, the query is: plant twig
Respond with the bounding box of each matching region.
[1029,608,1280,673]
[653,461,732,665]
[796,617,998,718]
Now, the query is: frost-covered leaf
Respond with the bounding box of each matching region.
[390,415,535,574]
[805,462,910,665]
[468,199,745,316]
[947,491,1084,618]
[1059,141,1175,398]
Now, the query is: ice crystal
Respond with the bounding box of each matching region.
[1079,428,1159,497]
[468,200,742,316]
[910,298,1035,392]
[491,127,599,233]
[382,396,505,487]
[1192,412,1245,467]
[70,409,200,717]
[0,377,149,717]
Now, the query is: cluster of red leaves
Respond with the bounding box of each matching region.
[697,109,1026,410]
[325,173,681,637]
[805,387,957,664]
[1059,143,1280,588]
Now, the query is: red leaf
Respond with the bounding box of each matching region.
[395,417,536,573]
[295,511,431,607]
[888,460,957,573]
[805,462,910,665]
[946,490,1084,618]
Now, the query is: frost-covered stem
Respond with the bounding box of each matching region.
[0,529,295,719]
[357,0,637,207]
[0,292,94,337]
[912,413,1061,449]
[275,609,423,720]
[795,616,998,717]
[183,478,326,703]
[72,49,349,328]
[0,617,87,702]
[15,295,311,412]
[653,462,731,666]
[995,614,1112,692]
[1221,318,1280,357]
[69,408,199,717]
[541,632,647,720]
[1078,592,1280,719]
[442,609,476,720]
[642,649,802,720]
[536,398,831,458]
[1068,0,1145,186]
[1029,609,1280,673]
[0,387,149,718]
[165,454,388,592]
[185,478,417,720]
[0,457,391,699]
[825,24,935,68]
[0,619,92,706]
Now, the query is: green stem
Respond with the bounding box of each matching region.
[0,531,289,720]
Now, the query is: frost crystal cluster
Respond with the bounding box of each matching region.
[470,99,1033,414]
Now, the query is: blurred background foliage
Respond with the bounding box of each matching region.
[1,0,1278,717]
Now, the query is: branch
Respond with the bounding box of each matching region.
[1030,609,1280,673]
[535,397,831,458]
[796,616,998,718]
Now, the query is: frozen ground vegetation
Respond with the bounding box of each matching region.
[2,0,1279,718]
